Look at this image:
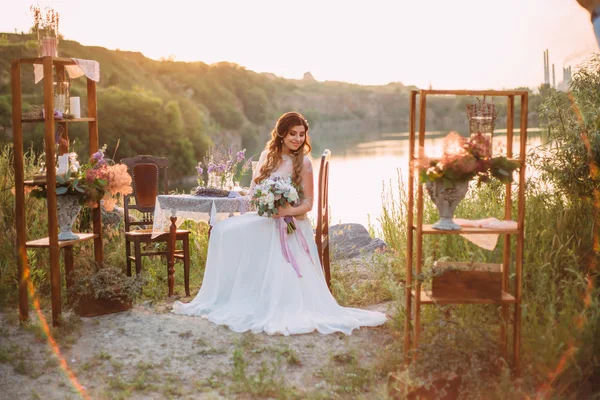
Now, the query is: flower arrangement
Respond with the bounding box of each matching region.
[417,132,520,188]
[195,145,252,190]
[30,5,60,57]
[31,144,133,211]
[250,176,301,233]
[30,5,60,39]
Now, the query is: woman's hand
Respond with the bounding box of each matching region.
[276,203,294,217]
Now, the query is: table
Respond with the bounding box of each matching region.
[152,193,250,295]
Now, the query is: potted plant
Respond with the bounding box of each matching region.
[417,132,520,230]
[30,5,60,57]
[31,144,133,240]
[68,262,146,317]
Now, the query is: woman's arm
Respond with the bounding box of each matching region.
[278,157,314,217]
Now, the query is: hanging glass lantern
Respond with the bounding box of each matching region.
[466,97,497,157]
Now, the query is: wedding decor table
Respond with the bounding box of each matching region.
[151,192,250,296]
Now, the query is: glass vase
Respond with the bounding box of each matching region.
[53,80,70,114]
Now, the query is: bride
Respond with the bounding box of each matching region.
[172,112,387,335]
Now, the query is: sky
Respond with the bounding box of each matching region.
[1,0,598,89]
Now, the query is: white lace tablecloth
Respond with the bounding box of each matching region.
[151,194,250,239]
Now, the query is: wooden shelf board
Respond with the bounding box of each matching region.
[18,57,77,66]
[413,156,521,163]
[411,290,516,304]
[22,118,95,123]
[418,89,528,97]
[26,233,98,248]
[413,225,519,235]
[24,180,46,187]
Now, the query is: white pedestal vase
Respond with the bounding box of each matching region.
[425,180,469,231]
[57,195,81,241]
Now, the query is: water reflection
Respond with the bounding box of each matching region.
[312,129,542,235]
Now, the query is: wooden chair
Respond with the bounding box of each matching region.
[316,149,331,289]
[120,155,191,296]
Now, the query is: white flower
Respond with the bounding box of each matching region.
[287,190,299,203]
[266,192,275,205]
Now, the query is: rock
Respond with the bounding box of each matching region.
[329,223,387,260]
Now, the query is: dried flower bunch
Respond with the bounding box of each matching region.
[417,132,520,188]
[30,5,60,39]
[195,145,252,188]
[31,143,133,211]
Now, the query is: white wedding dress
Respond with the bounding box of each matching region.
[172,152,387,335]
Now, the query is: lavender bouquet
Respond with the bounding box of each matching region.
[194,145,252,190]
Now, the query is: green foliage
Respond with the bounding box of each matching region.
[532,59,600,202]
[68,262,146,307]
[96,87,198,178]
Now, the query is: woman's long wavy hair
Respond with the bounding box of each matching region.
[254,112,312,187]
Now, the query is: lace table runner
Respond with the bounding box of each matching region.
[151,194,250,239]
[34,58,100,84]
[454,218,518,250]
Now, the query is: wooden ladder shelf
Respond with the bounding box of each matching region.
[11,56,104,327]
[404,89,528,375]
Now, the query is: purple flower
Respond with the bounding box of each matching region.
[196,166,203,175]
[236,150,245,162]
[207,162,216,173]
[92,151,104,161]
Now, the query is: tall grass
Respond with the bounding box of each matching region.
[374,64,600,396]
[373,168,600,398]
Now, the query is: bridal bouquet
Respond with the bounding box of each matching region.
[250,176,301,234]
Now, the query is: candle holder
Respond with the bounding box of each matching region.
[53,77,71,114]
[466,97,497,156]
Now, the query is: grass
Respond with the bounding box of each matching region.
[1,89,600,400]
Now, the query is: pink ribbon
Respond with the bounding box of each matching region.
[278,217,313,278]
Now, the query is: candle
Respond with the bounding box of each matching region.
[57,154,69,174]
[70,97,81,118]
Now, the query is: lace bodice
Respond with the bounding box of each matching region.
[270,154,294,178]
[250,151,314,210]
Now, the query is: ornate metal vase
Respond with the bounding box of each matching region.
[425,180,469,230]
[57,195,81,241]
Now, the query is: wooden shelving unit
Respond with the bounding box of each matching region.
[404,89,528,374]
[11,56,103,327]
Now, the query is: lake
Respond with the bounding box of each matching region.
[310,129,543,236]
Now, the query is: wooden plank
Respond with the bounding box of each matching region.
[18,56,77,66]
[87,78,104,263]
[414,225,519,235]
[43,57,62,326]
[414,90,427,356]
[501,95,515,360]
[411,290,516,304]
[421,89,528,97]
[414,156,521,164]
[12,60,29,323]
[405,90,417,358]
[22,117,95,123]
[64,246,74,292]
[26,233,98,248]
[432,262,503,299]
[514,92,528,375]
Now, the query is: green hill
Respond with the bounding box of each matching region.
[0,33,540,178]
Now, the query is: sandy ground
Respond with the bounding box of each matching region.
[0,298,394,400]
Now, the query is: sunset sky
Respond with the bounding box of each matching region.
[2,0,598,89]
